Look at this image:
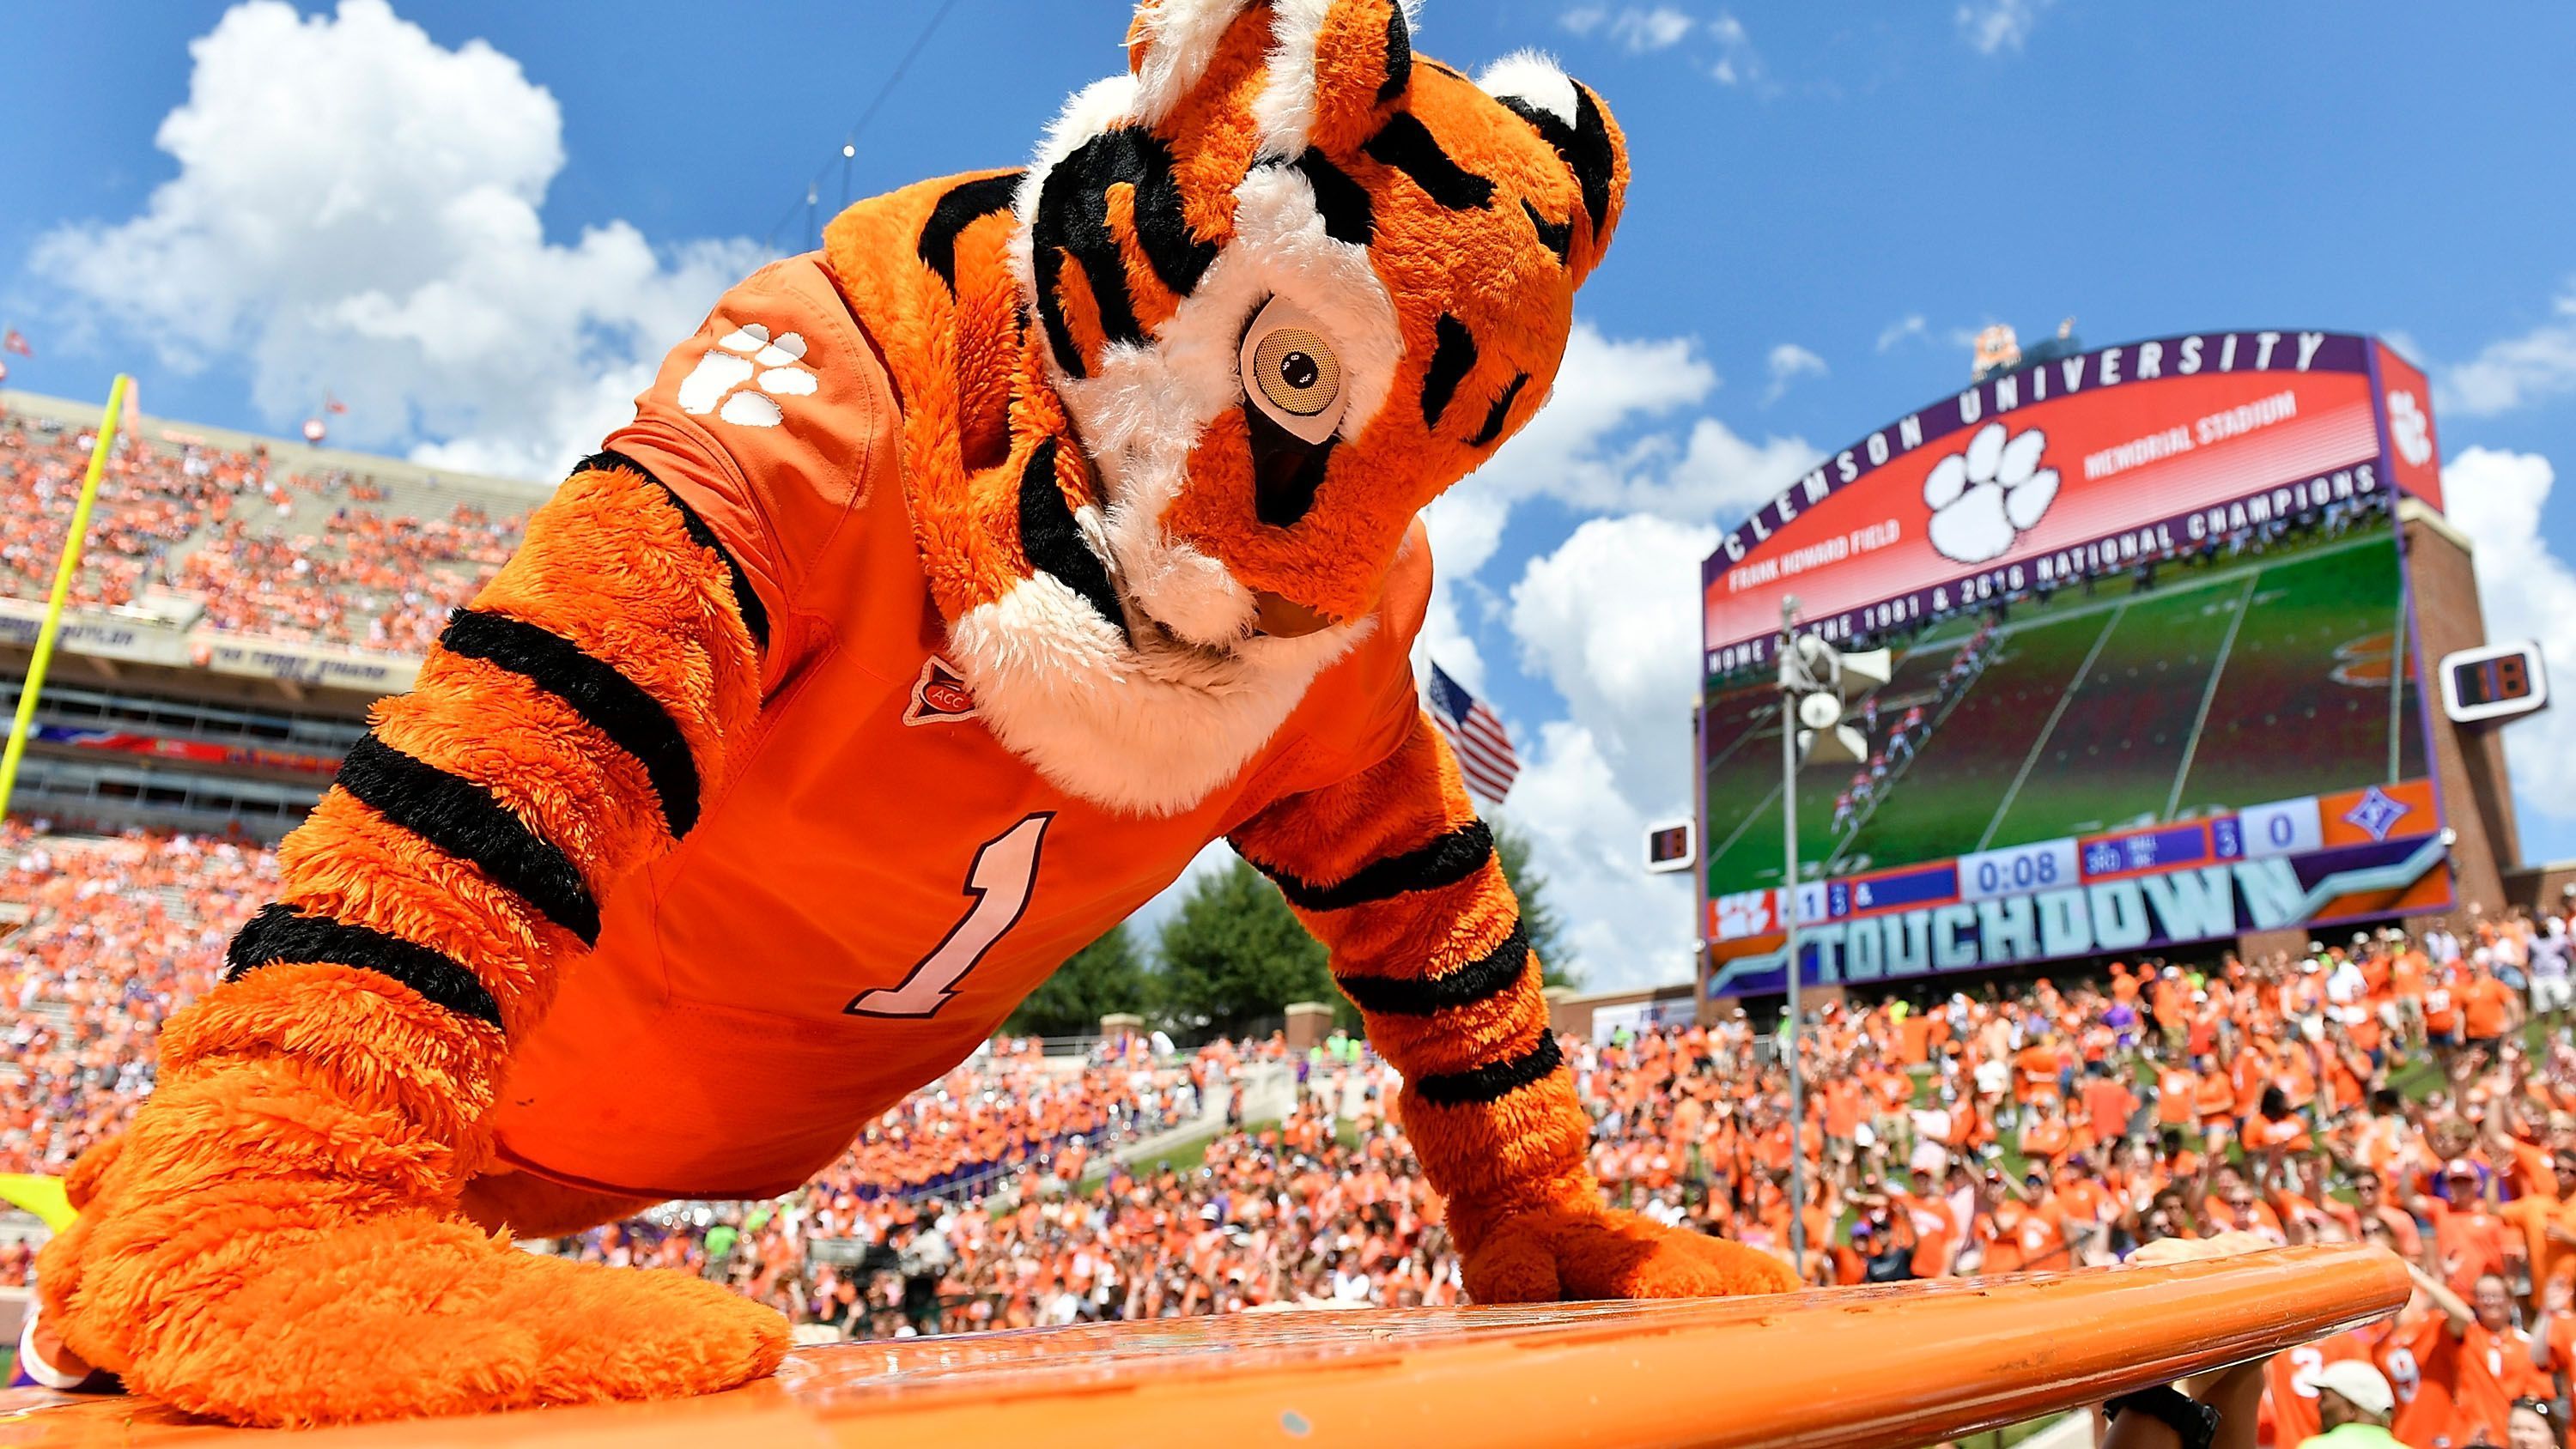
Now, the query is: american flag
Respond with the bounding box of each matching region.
[1426,661,1520,803]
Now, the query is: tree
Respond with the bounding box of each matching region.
[1151,859,1333,1039]
[1492,814,1579,990]
[1006,922,1149,1037]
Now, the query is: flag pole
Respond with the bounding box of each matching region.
[0,373,132,820]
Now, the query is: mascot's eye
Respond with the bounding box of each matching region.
[1238,295,1346,446]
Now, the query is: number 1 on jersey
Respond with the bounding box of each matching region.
[845,812,1052,1018]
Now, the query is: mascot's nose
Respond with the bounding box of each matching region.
[1252,590,1337,638]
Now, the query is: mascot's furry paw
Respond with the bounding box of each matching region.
[1462,1206,1801,1303]
[38,1074,787,1427]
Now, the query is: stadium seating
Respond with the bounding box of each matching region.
[6,814,2575,1449]
[0,404,527,653]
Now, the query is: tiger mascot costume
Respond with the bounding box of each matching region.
[29,0,1795,1426]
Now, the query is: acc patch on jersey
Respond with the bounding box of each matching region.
[903,657,979,726]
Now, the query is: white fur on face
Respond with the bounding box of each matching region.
[947,573,1372,817]
[967,26,1410,817]
[1006,73,1144,307]
[1475,50,1577,125]
[1057,161,1400,647]
[1131,0,1257,124]
[1249,0,1335,160]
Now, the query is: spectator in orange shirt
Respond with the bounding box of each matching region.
[2347,1169,2426,1262]
[2425,970,2466,1057]
[2207,1166,2290,1246]
[2419,1160,2516,1300]
[2014,1033,2067,1108]
[2462,969,2521,1056]
[2082,1061,2141,1150]
[2388,1260,2509,1449]
[2501,1150,2576,1300]
[2470,1273,2553,1408]
[2247,1088,2317,1159]
[2019,1094,2074,1167]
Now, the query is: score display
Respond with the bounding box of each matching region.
[1643,820,1696,874]
[2439,641,2549,724]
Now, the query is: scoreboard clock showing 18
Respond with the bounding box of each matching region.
[1697,330,2458,999]
[2438,640,2548,724]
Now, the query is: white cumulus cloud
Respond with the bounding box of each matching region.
[1707,12,1765,88]
[2439,286,2576,419]
[1561,4,1696,52]
[1504,513,1722,990]
[1876,314,1929,352]
[27,0,761,481]
[1763,342,1826,403]
[1415,323,1814,709]
[1955,0,2053,55]
[2441,447,2576,831]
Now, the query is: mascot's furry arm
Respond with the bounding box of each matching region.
[34,464,787,1425]
[1234,716,1795,1301]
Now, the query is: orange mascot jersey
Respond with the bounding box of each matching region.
[489,256,1426,1199]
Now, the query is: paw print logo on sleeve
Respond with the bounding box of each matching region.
[2387,389,2433,466]
[1924,421,2059,565]
[675,323,817,428]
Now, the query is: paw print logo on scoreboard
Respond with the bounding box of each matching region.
[1924,421,2060,565]
[2386,389,2433,466]
[676,322,817,427]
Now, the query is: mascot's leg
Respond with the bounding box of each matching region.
[459,1167,659,1239]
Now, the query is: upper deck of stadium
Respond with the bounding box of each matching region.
[0,389,556,838]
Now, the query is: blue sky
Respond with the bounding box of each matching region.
[6,1,2575,987]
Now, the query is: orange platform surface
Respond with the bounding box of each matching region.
[0,1244,2409,1449]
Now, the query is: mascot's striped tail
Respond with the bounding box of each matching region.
[27,458,787,1427]
[1232,713,1801,1301]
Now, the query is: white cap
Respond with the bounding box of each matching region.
[2298,1360,2394,1416]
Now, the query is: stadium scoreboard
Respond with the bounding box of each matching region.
[1696,330,2457,999]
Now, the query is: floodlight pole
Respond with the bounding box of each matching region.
[1777,595,1807,1277]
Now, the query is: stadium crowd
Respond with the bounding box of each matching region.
[0,408,526,653]
[9,816,2576,1445]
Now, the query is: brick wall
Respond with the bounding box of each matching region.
[2396,503,2520,929]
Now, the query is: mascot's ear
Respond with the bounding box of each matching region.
[1126,0,1416,158]
[1475,50,1630,285]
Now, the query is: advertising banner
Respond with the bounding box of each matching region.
[0,595,422,693]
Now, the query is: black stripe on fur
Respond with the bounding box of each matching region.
[1377,2,1413,103]
[335,736,603,947]
[1363,112,1495,211]
[1248,400,1339,527]
[1337,921,1528,1018]
[1294,151,1375,247]
[1421,314,1477,429]
[438,609,703,840]
[1469,373,1530,448]
[1261,819,1494,912]
[1413,1031,1564,1107]
[1522,198,1573,266]
[1030,127,1216,378]
[225,902,504,1030]
[1017,438,1131,643]
[574,450,770,653]
[917,172,1024,292]
[1496,90,1616,239]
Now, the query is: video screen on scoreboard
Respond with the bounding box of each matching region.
[1699,331,2454,997]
